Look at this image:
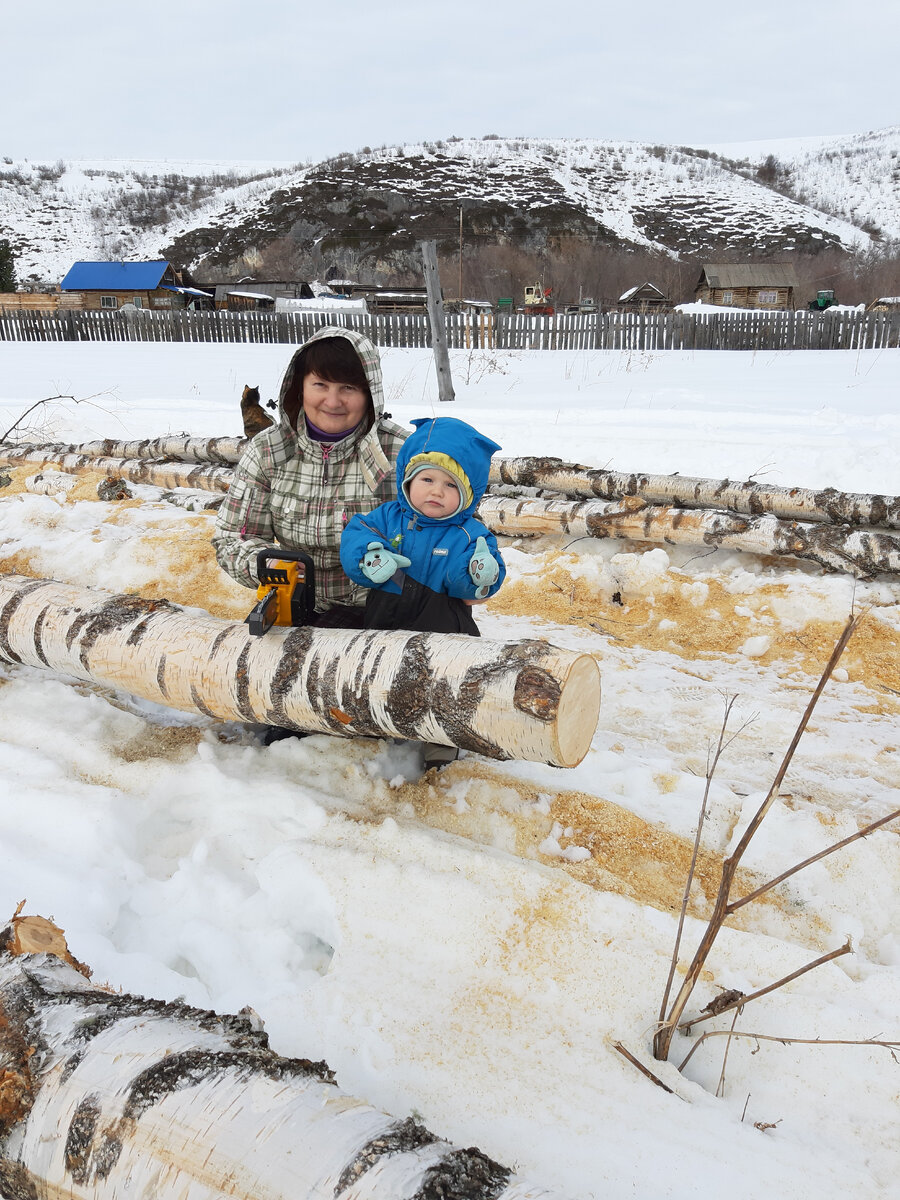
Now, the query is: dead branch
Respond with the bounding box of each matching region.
[653,615,859,1062]
[611,1042,677,1095]
[679,1029,900,1074]
[0,394,114,443]
[726,808,900,913]
[657,695,740,1031]
[678,941,853,1033]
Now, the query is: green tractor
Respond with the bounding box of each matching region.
[808,289,837,311]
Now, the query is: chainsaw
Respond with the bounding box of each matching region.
[244,548,316,636]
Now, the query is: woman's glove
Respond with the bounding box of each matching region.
[468,536,500,597]
[360,541,412,585]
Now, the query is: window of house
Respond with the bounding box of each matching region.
[721,291,734,304]
[758,290,778,304]
[100,295,117,309]
[132,296,142,308]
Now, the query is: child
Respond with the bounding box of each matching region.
[340,417,506,765]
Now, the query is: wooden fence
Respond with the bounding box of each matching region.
[1,305,899,351]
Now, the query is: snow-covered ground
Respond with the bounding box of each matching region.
[0,341,898,1199]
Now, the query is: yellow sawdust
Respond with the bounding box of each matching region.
[0,468,252,620]
[489,551,900,707]
[359,761,826,943]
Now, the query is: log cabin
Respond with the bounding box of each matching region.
[695,263,798,310]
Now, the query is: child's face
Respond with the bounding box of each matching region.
[408,467,460,518]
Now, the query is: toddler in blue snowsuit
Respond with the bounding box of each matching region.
[340,416,506,640]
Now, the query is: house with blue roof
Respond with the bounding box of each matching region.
[58,260,212,311]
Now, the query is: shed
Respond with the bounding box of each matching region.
[213,288,275,311]
[58,260,185,311]
[618,282,670,312]
[695,264,798,310]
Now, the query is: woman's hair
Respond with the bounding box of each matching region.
[283,336,375,430]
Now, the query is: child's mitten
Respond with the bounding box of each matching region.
[360,541,411,585]
[468,536,500,597]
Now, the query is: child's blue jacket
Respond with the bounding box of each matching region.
[340,417,506,600]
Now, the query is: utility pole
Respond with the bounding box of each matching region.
[420,240,455,402]
[458,206,463,301]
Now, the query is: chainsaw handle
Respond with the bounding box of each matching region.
[255,547,315,590]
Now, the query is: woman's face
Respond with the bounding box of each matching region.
[301,371,369,434]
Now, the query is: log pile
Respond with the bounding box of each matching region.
[488,456,900,529]
[0,575,600,767]
[0,917,566,1200]
[477,495,900,579]
[4,440,900,577]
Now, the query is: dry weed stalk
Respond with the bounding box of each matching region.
[679,1030,900,1073]
[653,614,879,1062]
[1,392,112,443]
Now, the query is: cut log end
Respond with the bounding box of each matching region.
[0,915,91,978]
[553,653,602,768]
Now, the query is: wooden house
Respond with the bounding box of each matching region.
[695,264,798,310]
[58,261,207,310]
[618,282,670,312]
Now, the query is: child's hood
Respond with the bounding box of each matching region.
[396,417,501,519]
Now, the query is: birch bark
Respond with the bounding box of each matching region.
[488,457,900,530]
[477,495,900,578]
[0,933,565,1200]
[0,575,600,767]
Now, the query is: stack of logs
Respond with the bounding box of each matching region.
[1,438,899,578]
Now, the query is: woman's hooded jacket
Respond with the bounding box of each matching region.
[340,416,506,602]
[213,327,409,609]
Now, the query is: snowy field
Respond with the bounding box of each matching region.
[0,341,898,1199]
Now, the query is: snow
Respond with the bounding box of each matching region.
[0,341,899,1199]
[4,128,887,283]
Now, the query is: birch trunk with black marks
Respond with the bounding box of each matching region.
[0,435,245,465]
[0,934,565,1200]
[489,457,900,530]
[0,575,600,767]
[0,449,233,493]
[477,495,900,579]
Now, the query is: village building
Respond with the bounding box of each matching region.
[695,264,798,310]
[57,261,209,310]
[618,282,670,312]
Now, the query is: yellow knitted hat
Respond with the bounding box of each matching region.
[403,451,473,514]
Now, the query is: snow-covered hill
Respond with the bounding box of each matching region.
[0,157,299,284]
[2,126,898,284]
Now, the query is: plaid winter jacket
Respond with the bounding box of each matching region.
[213,327,409,609]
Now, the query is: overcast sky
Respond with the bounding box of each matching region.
[2,1,898,164]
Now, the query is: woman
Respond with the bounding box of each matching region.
[213,326,409,632]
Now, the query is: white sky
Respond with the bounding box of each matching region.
[2,0,898,162]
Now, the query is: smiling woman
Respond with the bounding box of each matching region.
[212,327,409,638]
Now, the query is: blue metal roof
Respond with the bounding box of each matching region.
[60,261,171,291]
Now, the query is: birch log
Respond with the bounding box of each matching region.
[0,449,233,493]
[477,495,900,578]
[0,575,600,767]
[489,457,900,530]
[0,929,565,1200]
[0,435,245,465]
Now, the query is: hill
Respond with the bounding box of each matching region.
[2,127,899,294]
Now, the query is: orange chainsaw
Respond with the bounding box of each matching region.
[245,548,315,636]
